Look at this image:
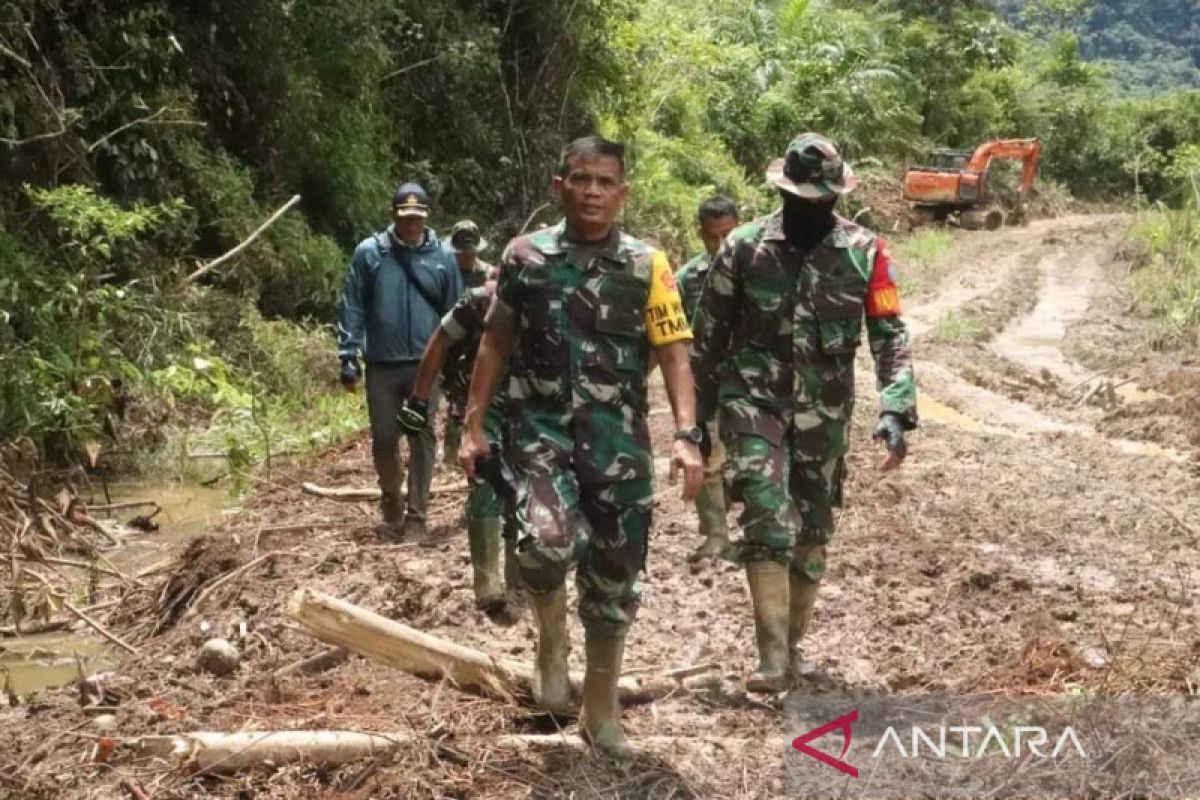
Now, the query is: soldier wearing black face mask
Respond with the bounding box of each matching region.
[690,133,918,692]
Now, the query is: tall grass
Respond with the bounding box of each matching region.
[893,229,958,298]
[1130,176,1200,344]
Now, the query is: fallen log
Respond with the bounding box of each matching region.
[124,729,753,773]
[287,589,661,705]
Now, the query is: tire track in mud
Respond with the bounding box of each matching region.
[902,214,1191,463]
[832,213,1199,702]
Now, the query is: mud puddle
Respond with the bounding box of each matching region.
[1,482,234,696]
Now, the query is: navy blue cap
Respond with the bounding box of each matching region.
[392,183,430,217]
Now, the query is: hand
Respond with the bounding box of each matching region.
[339,357,361,389]
[474,443,516,500]
[668,439,704,502]
[458,428,492,481]
[397,396,429,435]
[872,413,908,472]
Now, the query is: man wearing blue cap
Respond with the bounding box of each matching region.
[337,183,464,538]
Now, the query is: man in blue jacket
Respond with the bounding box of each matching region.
[337,183,464,538]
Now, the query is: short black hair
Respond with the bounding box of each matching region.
[558,136,626,178]
[698,195,738,223]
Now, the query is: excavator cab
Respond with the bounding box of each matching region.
[927,149,972,171]
[903,138,1041,230]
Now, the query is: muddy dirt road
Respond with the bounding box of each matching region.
[4,214,1198,799]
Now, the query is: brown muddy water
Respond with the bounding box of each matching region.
[1,482,235,697]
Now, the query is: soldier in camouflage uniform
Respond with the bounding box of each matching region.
[676,196,740,561]
[691,134,917,693]
[441,220,493,468]
[462,136,704,756]
[398,258,520,621]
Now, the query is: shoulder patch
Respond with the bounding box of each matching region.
[866,235,901,318]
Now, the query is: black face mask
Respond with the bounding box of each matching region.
[782,193,836,250]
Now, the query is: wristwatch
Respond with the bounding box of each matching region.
[674,426,704,445]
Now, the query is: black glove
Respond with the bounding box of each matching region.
[474,443,515,500]
[872,413,908,461]
[397,396,429,435]
[339,357,361,388]
[698,422,713,462]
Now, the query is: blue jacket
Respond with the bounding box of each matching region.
[337,225,464,364]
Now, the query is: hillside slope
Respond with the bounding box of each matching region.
[992,0,1200,92]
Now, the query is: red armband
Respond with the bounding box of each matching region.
[865,237,901,318]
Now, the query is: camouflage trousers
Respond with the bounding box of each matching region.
[465,407,516,541]
[722,431,843,583]
[513,470,652,635]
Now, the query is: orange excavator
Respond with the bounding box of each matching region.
[903,138,1041,230]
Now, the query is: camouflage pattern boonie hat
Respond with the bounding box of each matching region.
[449,219,488,254]
[766,133,858,199]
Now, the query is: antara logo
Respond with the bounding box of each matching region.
[791,710,859,777]
[791,709,1088,776]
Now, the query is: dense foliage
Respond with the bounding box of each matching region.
[2,0,1198,462]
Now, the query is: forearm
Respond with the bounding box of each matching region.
[336,264,365,358]
[868,315,918,428]
[412,328,451,400]
[656,341,697,429]
[465,327,513,435]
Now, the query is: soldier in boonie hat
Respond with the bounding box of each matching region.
[449,219,489,254]
[440,219,495,472]
[689,131,916,698]
[765,132,858,199]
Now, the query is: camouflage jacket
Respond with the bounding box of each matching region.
[691,212,917,461]
[442,260,494,402]
[675,251,712,323]
[491,220,655,484]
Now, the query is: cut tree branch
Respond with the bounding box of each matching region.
[288,589,664,705]
[86,106,204,153]
[301,481,468,501]
[188,195,302,283]
[123,729,753,773]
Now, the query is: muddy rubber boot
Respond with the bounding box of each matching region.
[503,538,523,595]
[495,537,525,621]
[787,576,820,680]
[401,512,427,539]
[443,419,462,469]
[467,518,505,614]
[745,561,790,693]
[688,481,730,561]
[581,629,631,758]
[530,586,573,715]
[375,492,404,540]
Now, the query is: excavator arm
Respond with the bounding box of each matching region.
[966,138,1041,193]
